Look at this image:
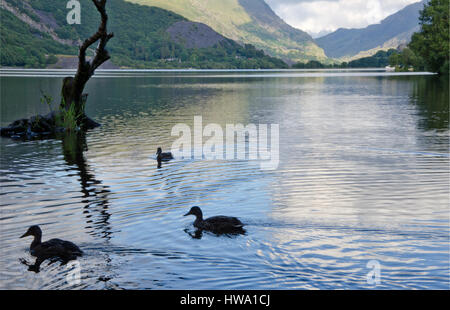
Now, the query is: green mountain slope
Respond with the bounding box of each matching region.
[316,0,425,59]
[1,0,287,69]
[0,7,75,68]
[126,0,327,63]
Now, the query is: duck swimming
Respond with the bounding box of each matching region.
[20,225,82,271]
[184,206,245,234]
[156,147,173,162]
[156,147,173,168]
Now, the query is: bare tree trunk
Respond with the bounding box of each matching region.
[62,0,114,126]
[1,1,114,138]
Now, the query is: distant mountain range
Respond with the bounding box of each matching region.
[316,0,426,59]
[126,0,327,63]
[1,0,427,68]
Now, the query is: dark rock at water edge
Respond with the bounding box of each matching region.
[0,112,100,140]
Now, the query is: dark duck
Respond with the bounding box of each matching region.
[184,206,245,235]
[156,147,173,167]
[20,225,83,272]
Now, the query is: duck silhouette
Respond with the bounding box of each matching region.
[20,225,83,272]
[156,147,173,168]
[184,206,245,235]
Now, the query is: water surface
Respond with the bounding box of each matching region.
[0,70,448,289]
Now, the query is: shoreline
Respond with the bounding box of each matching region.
[0,68,437,76]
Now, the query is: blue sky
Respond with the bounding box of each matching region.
[265,0,421,37]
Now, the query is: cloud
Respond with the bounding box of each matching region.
[265,0,421,37]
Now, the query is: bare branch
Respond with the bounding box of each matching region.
[75,0,113,91]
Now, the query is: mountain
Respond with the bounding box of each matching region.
[1,0,288,69]
[316,0,425,59]
[125,0,327,63]
[0,3,76,68]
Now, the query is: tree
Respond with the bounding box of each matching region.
[61,0,114,127]
[409,0,449,74]
[389,48,424,71]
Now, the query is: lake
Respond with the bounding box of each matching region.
[0,69,448,289]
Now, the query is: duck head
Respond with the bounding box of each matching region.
[20,225,42,239]
[156,147,162,155]
[184,206,203,219]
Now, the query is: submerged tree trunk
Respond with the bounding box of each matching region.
[62,0,114,126]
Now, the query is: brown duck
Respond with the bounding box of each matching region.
[21,225,83,263]
[184,206,245,234]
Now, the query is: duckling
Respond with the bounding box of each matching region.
[184,206,245,234]
[20,225,83,263]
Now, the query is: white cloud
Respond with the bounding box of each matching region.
[265,0,421,37]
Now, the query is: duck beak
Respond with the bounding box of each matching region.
[183,211,191,216]
[20,231,29,238]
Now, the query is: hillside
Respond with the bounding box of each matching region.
[316,0,425,59]
[0,6,75,68]
[1,0,287,69]
[125,0,327,63]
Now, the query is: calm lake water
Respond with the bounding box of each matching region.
[0,69,448,289]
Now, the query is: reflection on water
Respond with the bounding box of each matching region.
[0,70,448,289]
[412,76,449,131]
[61,132,113,241]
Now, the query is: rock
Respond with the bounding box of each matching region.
[81,116,101,130]
[1,112,100,140]
[167,21,227,49]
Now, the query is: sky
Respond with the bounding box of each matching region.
[265,0,421,37]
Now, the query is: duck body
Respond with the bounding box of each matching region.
[21,225,83,261]
[30,238,83,260]
[184,206,245,234]
[156,147,174,162]
[194,215,244,233]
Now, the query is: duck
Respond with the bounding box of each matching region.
[156,147,174,166]
[156,147,173,161]
[20,225,83,262]
[184,206,245,234]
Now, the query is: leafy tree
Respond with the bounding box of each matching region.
[409,0,449,74]
[292,60,325,68]
[389,48,424,71]
[46,55,59,65]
